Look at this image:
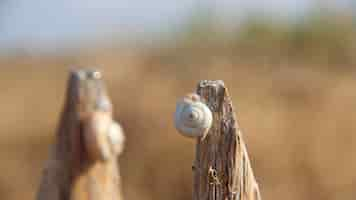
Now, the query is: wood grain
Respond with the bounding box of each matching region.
[193,80,261,200]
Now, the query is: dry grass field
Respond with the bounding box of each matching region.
[0,44,356,200]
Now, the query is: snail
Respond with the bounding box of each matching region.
[83,111,125,162]
[76,69,125,162]
[107,121,125,156]
[174,93,213,139]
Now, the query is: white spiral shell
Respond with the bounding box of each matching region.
[84,112,125,162]
[174,93,213,138]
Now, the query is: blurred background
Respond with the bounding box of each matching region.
[1,0,356,200]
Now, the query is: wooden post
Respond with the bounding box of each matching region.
[195,80,261,200]
[175,80,261,200]
[37,69,125,200]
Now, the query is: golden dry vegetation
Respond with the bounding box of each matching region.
[1,43,356,200]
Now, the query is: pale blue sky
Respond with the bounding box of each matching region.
[0,0,353,50]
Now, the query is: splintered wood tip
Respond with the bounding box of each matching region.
[66,68,112,114]
[199,80,225,88]
[71,68,102,81]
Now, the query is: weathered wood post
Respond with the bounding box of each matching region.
[37,69,125,200]
[174,80,261,200]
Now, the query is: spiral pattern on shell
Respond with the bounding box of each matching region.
[174,93,213,138]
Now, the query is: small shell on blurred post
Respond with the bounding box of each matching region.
[84,112,112,161]
[107,122,125,156]
[174,93,213,139]
[84,112,125,162]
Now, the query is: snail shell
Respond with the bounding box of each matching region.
[83,112,125,162]
[107,121,125,156]
[174,93,213,139]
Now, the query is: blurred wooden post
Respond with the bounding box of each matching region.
[193,80,261,200]
[37,69,124,200]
